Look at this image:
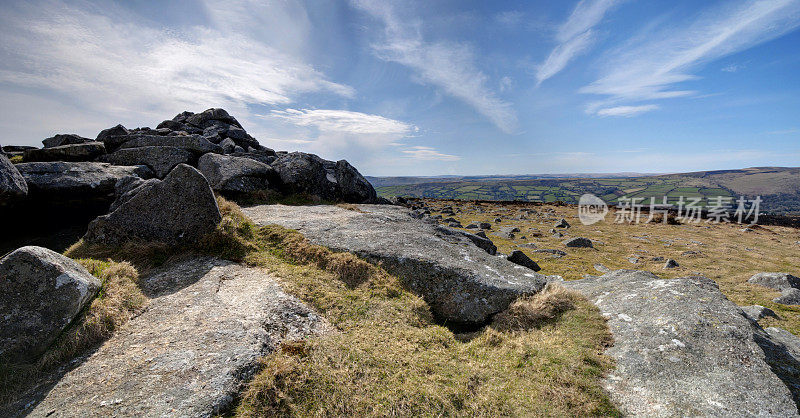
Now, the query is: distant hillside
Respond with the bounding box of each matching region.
[365,172,656,188]
[372,167,800,215]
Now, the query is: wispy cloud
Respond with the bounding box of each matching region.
[352,0,517,134]
[766,128,799,135]
[582,0,800,115]
[0,0,353,143]
[269,109,416,136]
[536,0,621,84]
[401,146,461,161]
[595,104,659,117]
[721,63,745,72]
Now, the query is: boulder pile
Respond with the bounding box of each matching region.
[0,108,379,226]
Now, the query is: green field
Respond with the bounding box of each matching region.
[373,167,800,214]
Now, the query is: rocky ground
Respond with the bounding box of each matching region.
[4,109,800,416]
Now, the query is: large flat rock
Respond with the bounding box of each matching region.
[22,258,330,417]
[564,270,798,417]
[242,204,555,324]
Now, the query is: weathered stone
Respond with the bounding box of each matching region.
[741,305,779,322]
[457,230,497,255]
[507,250,541,272]
[0,153,27,198]
[479,222,492,230]
[533,249,567,257]
[95,124,129,149]
[185,108,242,129]
[84,164,221,246]
[564,270,798,416]
[24,142,106,162]
[774,288,800,305]
[16,162,153,198]
[749,272,800,291]
[243,204,557,324]
[563,237,593,248]
[22,258,330,417]
[117,134,222,155]
[271,152,376,203]
[197,153,276,194]
[500,226,521,234]
[554,218,570,228]
[229,152,277,166]
[664,259,679,269]
[42,134,93,148]
[0,246,100,363]
[102,146,192,179]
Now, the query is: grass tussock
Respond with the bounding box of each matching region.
[492,284,582,332]
[0,259,146,406]
[9,155,22,164]
[235,210,618,416]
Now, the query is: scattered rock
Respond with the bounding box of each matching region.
[500,226,521,234]
[465,223,479,229]
[479,222,492,230]
[0,153,28,199]
[741,305,779,322]
[652,256,665,262]
[507,250,541,272]
[748,273,800,291]
[243,204,556,324]
[24,142,106,162]
[554,218,570,228]
[627,256,640,264]
[533,249,567,258]
[519,243,538,249]
[458,230,497,255]
[563,237,593,248]
[0,246,101,363]
[564,270,798,416]
[664,259,679,269]
[774,288,800,305]
[42,134,93,148]
[197,153,277,194]
[84,164,221,246]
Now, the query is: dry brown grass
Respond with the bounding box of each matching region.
[0,259,146,406]
[9,155,22,164]
[420,198,800,336]
[492,284,581,332]
[236,219,618,417]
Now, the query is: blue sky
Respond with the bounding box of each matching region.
[1,0,799,176]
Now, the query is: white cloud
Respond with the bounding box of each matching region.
[401,146,461,161]
[721,63,744,72]
[0,0,353,144]
[352,0,517,134]
[595,104,659,117]
[269,109,416,136]
[536,0,621,84]
[582,0,800,111]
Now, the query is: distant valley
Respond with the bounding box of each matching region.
[369,167,800,215]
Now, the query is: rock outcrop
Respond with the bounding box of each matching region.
[42,134,93,148]
[749,272,800,291]
[506,250,541,272]
[101,146,192,179]
[84,164,221,246]
[15,162,152,198]
[243,204,558,324]
[271,152,377,203]
[21,258,331,417]
[564,270,798,416]
[24,142,106,162]
[0,154,27,199]
[197,153,276,194]
[0,246,100,364]
[117,134,222,155]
